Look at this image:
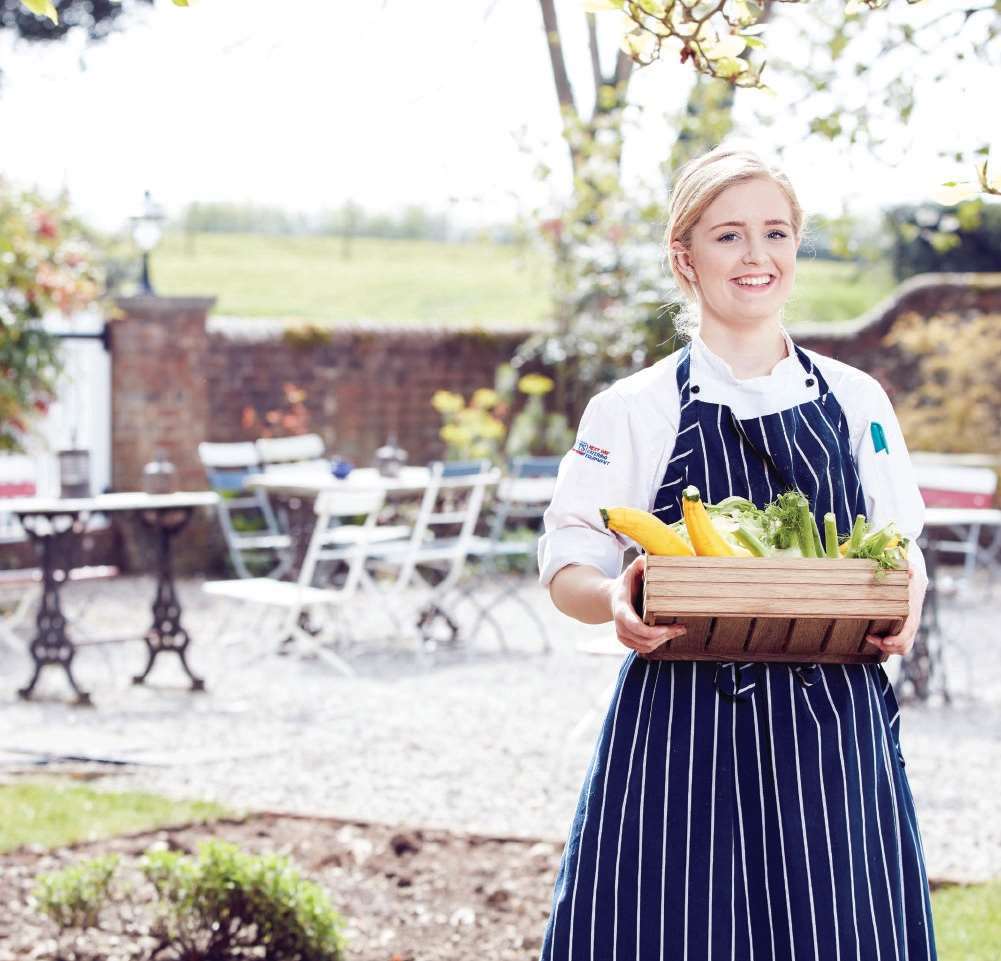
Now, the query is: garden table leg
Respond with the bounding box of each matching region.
[132,507,206,691]
[16,511,92,706]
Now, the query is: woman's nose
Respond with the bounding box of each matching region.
[742,240,766,265]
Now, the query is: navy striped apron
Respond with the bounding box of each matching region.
[538,342,937,960]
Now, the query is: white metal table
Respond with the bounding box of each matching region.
[248,465,432,497]
[0,491,219,704]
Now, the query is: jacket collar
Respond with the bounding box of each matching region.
[689,325,801,388]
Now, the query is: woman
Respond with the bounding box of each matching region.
[536,144,936,960]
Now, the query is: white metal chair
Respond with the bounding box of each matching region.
[362,460,501,654]
[255,433,329,473]
[914,462,1001,594]
[447,455,560,652]
[203,487,414,675]
[198,441,292,579]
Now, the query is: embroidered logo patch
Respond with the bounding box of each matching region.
[574,439,610,465]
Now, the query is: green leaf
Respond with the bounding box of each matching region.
[21,0,58,24]
[173,0,190,6]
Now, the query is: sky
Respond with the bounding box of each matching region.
[0,0,998,234]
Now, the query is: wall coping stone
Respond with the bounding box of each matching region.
[206,314,544,342]
[113,296,217,318]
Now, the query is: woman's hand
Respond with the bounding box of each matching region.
[610,555,688,654]
[865,563,927,658]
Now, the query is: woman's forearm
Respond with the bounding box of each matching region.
[548,564,618,625]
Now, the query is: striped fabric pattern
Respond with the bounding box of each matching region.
[538,342,937,960]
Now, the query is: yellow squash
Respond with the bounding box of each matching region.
[681,485,738,556]
[600,507,695,556]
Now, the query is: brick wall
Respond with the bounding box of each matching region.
[202,320,530,467]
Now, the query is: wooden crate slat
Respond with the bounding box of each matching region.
[825,618,868,657]
[661,616,713,656]
[645,556,902,572]
[786,618,831,655]
[646,583,905,602]
[642,648,885,664]
[645,597,909,617]
[645,567,907,587]
[746,617,793,655]
[707,616,755,653]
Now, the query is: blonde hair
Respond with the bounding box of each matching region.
[662,142,806,339]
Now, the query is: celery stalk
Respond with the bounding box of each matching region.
[811,513,824,558]
[797,503,817,558]
[824,513,840,559]
[848,514,867,554]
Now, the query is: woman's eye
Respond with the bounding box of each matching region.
[716,230,788,242]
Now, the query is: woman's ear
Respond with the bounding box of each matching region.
[671,243,696,281]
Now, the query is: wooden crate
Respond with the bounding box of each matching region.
[641,555,909,664]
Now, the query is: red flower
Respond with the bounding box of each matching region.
[34,212,58,240]
[540,218,564,240]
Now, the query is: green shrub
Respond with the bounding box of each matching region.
[32,839,347,960]
[140,839,346,961]
[33,853,122,929]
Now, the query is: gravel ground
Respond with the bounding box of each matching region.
[0,568,998,883]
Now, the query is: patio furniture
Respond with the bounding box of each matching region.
[897,460,1000,704]
[255,433,328,473]
[439,455,560,652]
[245,465,434,579]
[914,462,1001,593]
[198,441,292,579]
[0,491,219,705]
[0,565,119,655]
[203,487,409,675]
[361,460,501,654]
[897,529,951,704]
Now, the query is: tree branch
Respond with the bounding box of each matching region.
[586,12,605,94]
[612,46,634,92]
[538,0,576,117]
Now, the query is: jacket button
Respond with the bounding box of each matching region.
[805,377,815,387]
[691,385,701,394]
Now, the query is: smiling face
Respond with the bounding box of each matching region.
[672,176,800,330]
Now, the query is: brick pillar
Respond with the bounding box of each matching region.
[109,296,224,574]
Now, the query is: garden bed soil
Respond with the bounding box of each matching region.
[0,811,564,961]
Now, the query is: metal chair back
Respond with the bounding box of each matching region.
[255,434,327,472]
[295,488,387,597]
[391,459,498,590]
[487,455,561,545]
[198,441,288,578]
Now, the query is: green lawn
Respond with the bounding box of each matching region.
[0,778,233,853]
[788,257,897,326]
[154,232,553,330]
[1,778,997,956]
[933,880,1001,960]
[152,232,897,330]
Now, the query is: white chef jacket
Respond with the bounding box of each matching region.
[538,326,926,589]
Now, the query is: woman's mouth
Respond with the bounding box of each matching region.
[730,274,776,292]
